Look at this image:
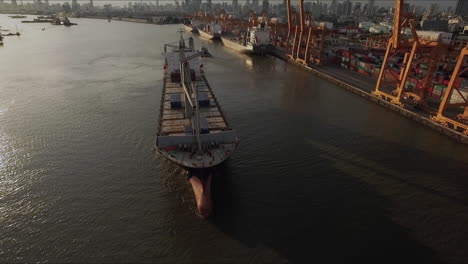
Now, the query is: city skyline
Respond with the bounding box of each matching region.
[1,0,458,9]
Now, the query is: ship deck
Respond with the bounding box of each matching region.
[156,72,238,168]
[158,76,229,136]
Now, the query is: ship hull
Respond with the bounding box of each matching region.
[195,28,221,41]
[221,36,253,53]
[183,24,199,34]
[187,27,269,55]
[188,170,213,218]
[154,141,237,169]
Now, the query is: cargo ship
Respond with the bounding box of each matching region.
[155,33,238,217]
[228,23,271,55]
[185,21,272,55]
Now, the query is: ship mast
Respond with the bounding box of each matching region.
[178,35,204,155]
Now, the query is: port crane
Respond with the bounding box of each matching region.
[372,0,446,107]
[432,44,468,135]
[285,0,296,57]
[285,0,327,65]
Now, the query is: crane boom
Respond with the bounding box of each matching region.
[299,0,304,32]
[392,0,402,49]
[286,0,292,31]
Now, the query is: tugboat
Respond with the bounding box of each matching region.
[50,17,77,26]
[62,17,78,26]
[199,46,212,57]
[155,32,238,217]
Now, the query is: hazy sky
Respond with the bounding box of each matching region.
[12,0,459,9]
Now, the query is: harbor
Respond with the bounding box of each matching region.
[1,6,468,264]
[186,24,468,144]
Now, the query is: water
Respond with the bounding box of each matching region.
[1,15,468,263]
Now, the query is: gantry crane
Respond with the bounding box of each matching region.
[285,0,295,59]
[298,12,327,65]
[372,0,446,107]
[285,0,327,65]
[432,44,468,135]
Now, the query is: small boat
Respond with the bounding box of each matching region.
[50,17,77,26]
[0,34,4,46]
[199,46,212,57]
[62,17,78,26]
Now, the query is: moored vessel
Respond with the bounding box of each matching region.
[185,20,271,55]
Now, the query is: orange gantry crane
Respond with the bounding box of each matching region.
[285,0,327,65]
[372,0,446,107]
[432,44,468,135]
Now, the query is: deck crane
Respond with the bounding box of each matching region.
[432,44,468,135]
[372,0,446,107]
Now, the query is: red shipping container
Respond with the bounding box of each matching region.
[455,77,462,88]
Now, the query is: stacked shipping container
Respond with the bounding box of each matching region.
[330,48,467,102]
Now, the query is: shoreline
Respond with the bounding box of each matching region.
[268,48,468,145]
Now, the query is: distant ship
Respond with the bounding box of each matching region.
[185,20,271,55]
[22,19,52,23]
[51,17,78,26]
[9,15,27,19]
[0,33,3,46]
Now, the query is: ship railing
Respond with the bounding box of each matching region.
[201,74,230,128]
[157,77,167,136]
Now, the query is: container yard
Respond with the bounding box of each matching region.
[184,0,468,145]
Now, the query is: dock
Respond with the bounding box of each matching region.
[269,48,468,145]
